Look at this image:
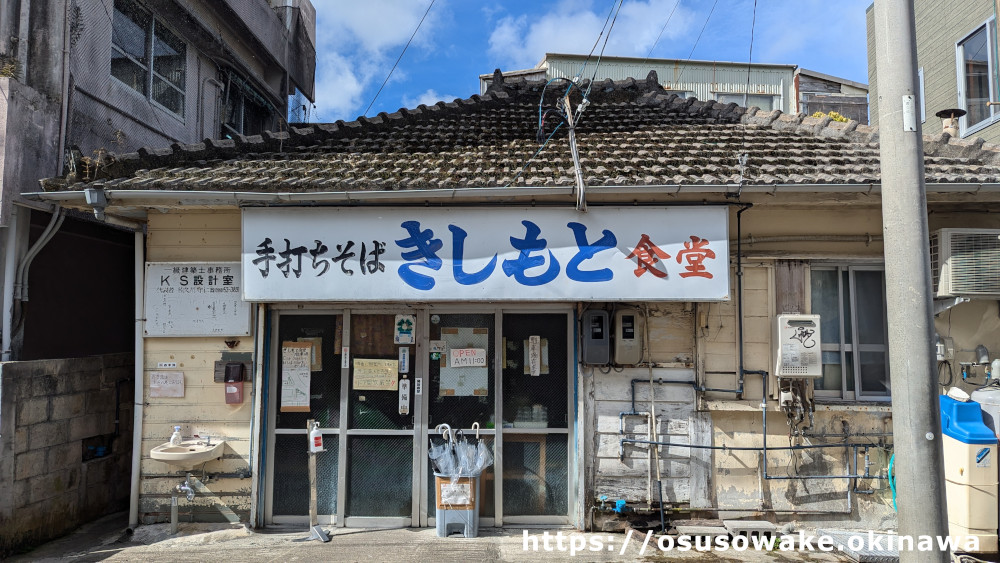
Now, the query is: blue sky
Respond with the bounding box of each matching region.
[308,0,872,123]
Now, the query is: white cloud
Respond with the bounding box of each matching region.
[402,89,459,109]
[488,0,693,71]
[311,0,442,121]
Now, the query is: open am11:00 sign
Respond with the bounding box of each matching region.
[144,262,252,337]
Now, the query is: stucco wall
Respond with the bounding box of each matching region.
[139,210,253,524]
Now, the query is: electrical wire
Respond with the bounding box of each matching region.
[503,122,564,187]
[362,0,435,117]
[573,0,620,82]
[671,0,720,91]
[642,0,681,66]
[734,0,759,198]
[584,0,626,101]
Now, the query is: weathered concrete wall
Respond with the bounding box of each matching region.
[0,353,133,556]
[139,210,252,524]
[0,77,61,227]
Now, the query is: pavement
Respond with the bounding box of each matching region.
[8,512,854,562]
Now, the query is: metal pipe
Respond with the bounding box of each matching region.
[14,205,63,301]
[1,208,19,361]
[128,231,145,529]
[735,234,883,245]
[56,0,71,176]
[735,206,747,399]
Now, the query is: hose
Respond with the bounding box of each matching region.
[888,453,897,512]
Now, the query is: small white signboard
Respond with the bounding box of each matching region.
[450,348,487,368]
[149,371,184,398]
[144,262,251,337]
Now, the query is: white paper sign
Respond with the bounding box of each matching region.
[415,377,423,395]
[528,335,541,377]
[429,340,447,353]
[243,207,730,302]
[450,348,487,367]
[149,371,184,398]
[398,379,411,415]
[439,327,489,397]
[281,342,312,412]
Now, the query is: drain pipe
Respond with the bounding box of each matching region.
[171,473,196,534]
[13,205,64,301]
[1,209,19,361]
[128,230,145,529]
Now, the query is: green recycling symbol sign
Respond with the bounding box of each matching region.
[394,314,415,344]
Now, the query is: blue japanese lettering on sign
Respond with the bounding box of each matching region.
[565,222,616,282]
[396,221,443,290]
[449,225,497,285]
[501,220,560,286]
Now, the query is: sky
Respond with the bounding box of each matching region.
[304,0,872,124]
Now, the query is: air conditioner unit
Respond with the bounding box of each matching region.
[930,229,1000,298]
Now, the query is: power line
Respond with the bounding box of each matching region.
[574,0,619,81]
[671,0,720,90]
[363,0,435,117]
[736,0,759,197]
[584,0,625,99]
[642,0,681,66]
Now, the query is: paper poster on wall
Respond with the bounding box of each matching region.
[524,336,548,376]
[354,358,399,390]
[149,371,184,398]
[439,327,489,397]
[394,315,415,344]
[280,341,312,412]
[297,337,323,371]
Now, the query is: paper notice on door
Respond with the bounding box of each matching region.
[439,327,489,397]
[280,341,312,412]
[353,358,399,390]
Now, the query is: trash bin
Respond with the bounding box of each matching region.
[434,473,480,538]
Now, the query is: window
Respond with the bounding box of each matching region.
[809,265,890,401]
[956,22,997,134]
[716,93,775,111]
[111,0,186,116]
[222,71,273,136]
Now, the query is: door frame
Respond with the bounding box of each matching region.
[262,303,577,528]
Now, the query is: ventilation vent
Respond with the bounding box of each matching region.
[930,229,1000,297]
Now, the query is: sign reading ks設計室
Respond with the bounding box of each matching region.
[144,262,251,337]
[241,206,729,302]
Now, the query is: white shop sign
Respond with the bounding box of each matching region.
[144,262,251,337]
[242,206,729,302]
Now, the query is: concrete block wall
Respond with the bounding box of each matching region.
[0,353,133,556]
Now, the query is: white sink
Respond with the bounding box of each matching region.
[150,439,225,469]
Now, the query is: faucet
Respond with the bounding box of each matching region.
[176,473,195,501]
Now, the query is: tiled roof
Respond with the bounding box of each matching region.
[39,71,1000,193]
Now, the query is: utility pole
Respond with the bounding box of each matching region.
[873,0,949,560]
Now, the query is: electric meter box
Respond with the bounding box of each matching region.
[581,310,610,364]
[774,314,822,378]
[613,309,644,365]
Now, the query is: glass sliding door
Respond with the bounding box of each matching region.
[267,313,342,525]
[344,312,418,526]
[500,313,571,522]
[424,312,497,525]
